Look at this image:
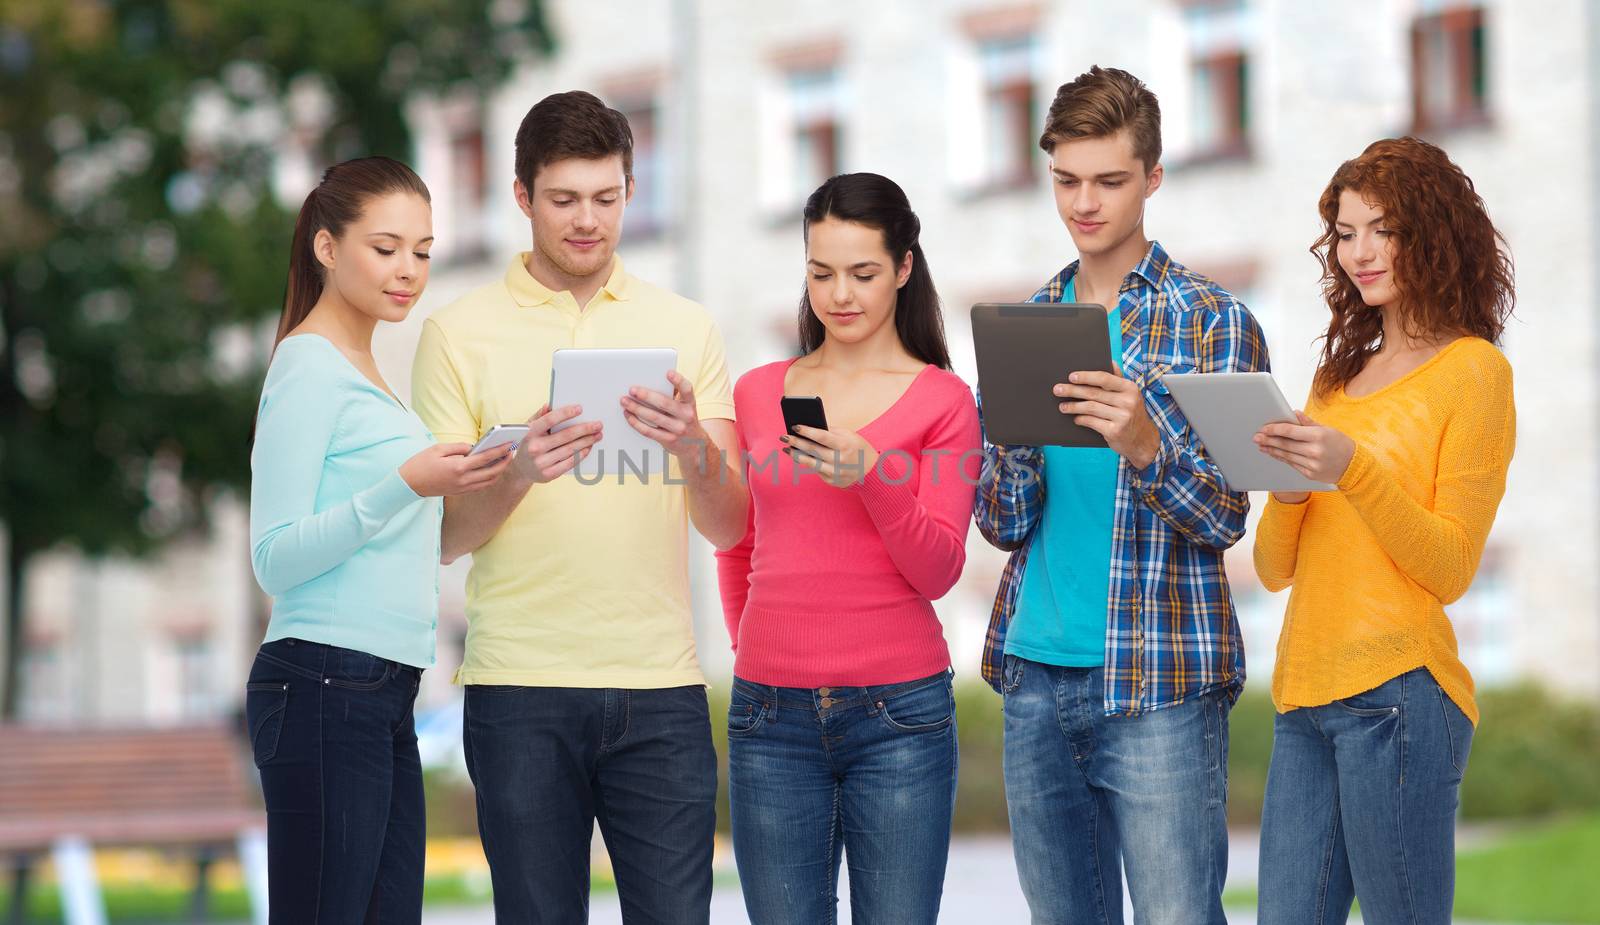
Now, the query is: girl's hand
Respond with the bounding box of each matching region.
[1254,411,1356,487]
[782,425,881,489]
[400,442,515,497]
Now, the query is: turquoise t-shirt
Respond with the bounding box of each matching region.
[1005,279,1122,667]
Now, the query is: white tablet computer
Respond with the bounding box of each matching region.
[549,347,678,479]
[1159,372,1335,492]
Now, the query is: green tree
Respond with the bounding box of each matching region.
[0,0,551,718]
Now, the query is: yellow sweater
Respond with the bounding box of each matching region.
[1253,337,1515,725]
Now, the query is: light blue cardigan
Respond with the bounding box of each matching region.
[249,335,442,668]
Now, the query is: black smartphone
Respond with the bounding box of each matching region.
[780,395,829,436]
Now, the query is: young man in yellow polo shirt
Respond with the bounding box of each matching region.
[411,91,746,924]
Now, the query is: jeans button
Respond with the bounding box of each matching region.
[820,697,834,708]
[819,687,831,696]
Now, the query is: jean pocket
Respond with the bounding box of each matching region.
[1335,674,1405,717]
[244,682,289,767]
[1436,683,1474,778]
[1000,654,1025,696]
[877,679,955,734]
[726,685,770,738]
[323,648,394,691]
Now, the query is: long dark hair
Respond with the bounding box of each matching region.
[275,156,431,347]
[798,173,951,370]
[1310,137,1513,397]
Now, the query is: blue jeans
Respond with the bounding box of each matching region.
[727,671,958,925]
[462,684,717,924]
[1001,656,1231,925]
[1258,668,1474,925]
[244,637,425,925]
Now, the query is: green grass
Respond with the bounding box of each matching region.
[0,872,614,923]
[1454,814,1600,923]
[1224,813,1600,923]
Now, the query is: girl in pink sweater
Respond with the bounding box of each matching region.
[715,173,981,923]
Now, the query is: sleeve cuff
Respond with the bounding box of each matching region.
[1263,493,1311,524]
[849,462,919,523]
[697,400,737,422]
[356,468,424,524]
[1336,444,1375,493]
[1129,438,1170,489]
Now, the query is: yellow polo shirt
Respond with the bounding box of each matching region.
[411,254,735,688]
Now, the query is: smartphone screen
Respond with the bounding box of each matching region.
[780,396,829,436]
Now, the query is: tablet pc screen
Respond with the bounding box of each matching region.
[549,347,679,478]
[970,302,1117,448]
[1160,372,1336,492]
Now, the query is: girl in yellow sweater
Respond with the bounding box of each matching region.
[1250,137,1515,925]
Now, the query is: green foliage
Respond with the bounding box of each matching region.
[1461,684,1600,819]
[432,681,1600,837]
[0,0,551,715]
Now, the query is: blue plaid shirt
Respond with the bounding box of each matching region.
[975,241,1269,713]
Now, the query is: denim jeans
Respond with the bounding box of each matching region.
[727,671,958,925]
[462,684,717,924]
[1001,656,1231,925]
[244,637,425,925]
[1258,668,1474,925]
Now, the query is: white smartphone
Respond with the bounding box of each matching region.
[470,424,530,456]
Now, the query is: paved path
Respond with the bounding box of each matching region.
[423,831,1283,923]
[421,828,1532,923]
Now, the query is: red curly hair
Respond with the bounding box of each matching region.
[1310,136,1514,396]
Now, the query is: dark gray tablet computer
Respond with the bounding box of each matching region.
[970,302,1118,448]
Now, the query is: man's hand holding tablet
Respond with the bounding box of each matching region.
[1053,371,1162,469]
[621,369,716,471]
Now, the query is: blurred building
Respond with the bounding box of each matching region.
[11,0,1599,724]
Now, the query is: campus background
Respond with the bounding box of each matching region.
[3,0,1598,922]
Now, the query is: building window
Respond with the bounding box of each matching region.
[447,121,489,261]
[1447,548,1513,686]
[1182,0,1253,162]
[788,68,842,203]
[1411,5,1489,131]
[618,97,666,239]
[21,639,68,723]
[978,35,1038,189]
[174,635,215,720]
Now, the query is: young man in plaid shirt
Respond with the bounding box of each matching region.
[975,66,1268,925]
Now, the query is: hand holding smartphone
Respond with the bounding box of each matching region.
[780,396,829,436]
[470,424,531,455]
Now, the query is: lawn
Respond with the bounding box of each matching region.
[1222,812,1600,924]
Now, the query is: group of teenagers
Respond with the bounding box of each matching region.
[244,65,1516,925]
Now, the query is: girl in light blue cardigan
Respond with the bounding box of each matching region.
[244,157,511,924]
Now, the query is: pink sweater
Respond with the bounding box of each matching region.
[715,359,982,687]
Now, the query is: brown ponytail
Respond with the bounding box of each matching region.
[274,156,431,348]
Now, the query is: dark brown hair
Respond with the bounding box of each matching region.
[1039,65,1162,171]
[276,156,430,347]
[514,90,634,191]
[798,173,951,370]
[1310,136,1514,396]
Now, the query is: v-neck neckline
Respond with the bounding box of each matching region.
[1337,338,1470,404]
[780,358,935,436]
[280,333,409,412]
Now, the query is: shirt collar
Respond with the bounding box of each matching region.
[503,253,633,309]
[1055,239,1172,295]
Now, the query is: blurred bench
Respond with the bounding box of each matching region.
[0,725,266,925]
